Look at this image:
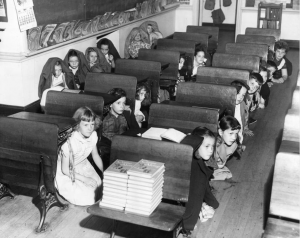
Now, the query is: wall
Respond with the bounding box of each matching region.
[202,0,237,24]
[0,3,178,107]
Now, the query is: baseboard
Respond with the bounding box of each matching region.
[202,23,236,32]
[0,100,41,116]
[281,39,299,49]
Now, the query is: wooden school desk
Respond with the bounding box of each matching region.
[79,91,120,105]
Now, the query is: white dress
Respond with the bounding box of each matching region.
[55,131,101,206]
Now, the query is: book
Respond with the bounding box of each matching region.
[126,194,162,206]
[160,128,186,143]
[105,183,128,191]
[127,159,165,179]
[101,197,127,207]
[103,191,127,199]
[103,187,128,195]
[126,188,162,200]
[104,175,128,183]
[128,176,164,188]
[141,127,168,140]
[125,199,161,216]
[126,195,162,209]
[104,160,137,179]
[127,181,163,192]
[128,169,165,183]
[127,184,163,195]
[103,179,127,187]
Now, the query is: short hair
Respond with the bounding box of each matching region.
[107,88,127,97]
[250,72,264,86]
[68,49,78,60]
[219,115,241,131]
[135,83,150,100]
[99,39,110,48]
[73,106,101,130]
[275,40,289,53]
[231,80,250,94]
[267,60,277,70]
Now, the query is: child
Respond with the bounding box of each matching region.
[213,115,241,180]
[192,48,207,76]
[230,80,252,142]
[247,73,263,125]
[180,127,219,237]
[259,66,271,108]
[64,49,89,90]
[268,40,289,83]
[97,38,116,69]
[135,83,149,128]
[55,107,103,206]
[266,60,277,87]
[85,47,111,73]
[125,28,151,59]
[99,88,129,170]
[38,57,75,98]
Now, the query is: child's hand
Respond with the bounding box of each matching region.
[109,54,114,62]
[135,115,144,123]
[258,103,265,109]
[124,105,131,113]
[267,82,273,87]
[244,128,254,136]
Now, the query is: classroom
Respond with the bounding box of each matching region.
[0,0,299,237]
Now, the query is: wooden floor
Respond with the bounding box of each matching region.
[0,49,299,238]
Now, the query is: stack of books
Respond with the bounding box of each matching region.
[99,160,136,211]
[125,159,165,216]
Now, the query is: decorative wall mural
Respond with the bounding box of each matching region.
[124,20,163,59]
[27,0,177,52]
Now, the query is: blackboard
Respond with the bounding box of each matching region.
[33,0,145,26]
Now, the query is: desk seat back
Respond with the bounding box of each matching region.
[173,32,209,49]
[236,34,275,51]
[45,91,104,118]
[225,43,269,62]
[196,67,249,85]
[157,39,198,58]
[245,27,280,41]
[186,25,219,52]
[0,117,58,193]
[110,135,194,201]
[85,72,137,104]
[148,103,219,134]
[212,53,260,73]
[176,82,236,116]
[138,49,180,65]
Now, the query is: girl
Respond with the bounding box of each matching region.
[55,107,103,206]
[85,47,111,73]
[213,116,241,180]
[64,49,89,90]
[38,57,75,98]
[97,38,119,70]
[192,48,207,76]
[134,83,150,128]
[180,127,219,237]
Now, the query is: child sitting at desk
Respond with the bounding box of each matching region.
[38,57,75,98]
[97,38,120,71]
[85,47,111,73]
[55,106,103,206]
[99,88,129,170]
[192,47,208,77]
[266,60,277,87]
[64,49,89,90]
[259,66,271,108]
[180,127,219,237]
[134,83,150,128]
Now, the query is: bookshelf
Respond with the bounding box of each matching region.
[257,2,283,30]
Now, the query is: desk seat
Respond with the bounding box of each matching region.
[263,217,299,238]
[291,86,299,111]
[282,111,299,142]
[269,152,300,220]
[87,202,185,232]
[279,140,299,154]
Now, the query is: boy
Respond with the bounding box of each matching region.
[266,60,277,87]
[268,40,289,84]
[99,88,128,169]
[259,66,271,108]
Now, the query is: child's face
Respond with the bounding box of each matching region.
[197,136,215,161]
[147,25,153,34]
[89,51,98,63]
[111,97,126,115]
[219,128,239,146]
[275,48,286,61]
[248,78,260,94]
[138,88,146,101]
[179,57,185,70]
[236,86,247,105]
[69,56,79,69]
[100,44,109,56]
[78,120,95,138]
[135,33,141,41]
[260,71,268,83]
[54,65,62,78]
[195,51,205,64]
[267,66,276,74]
